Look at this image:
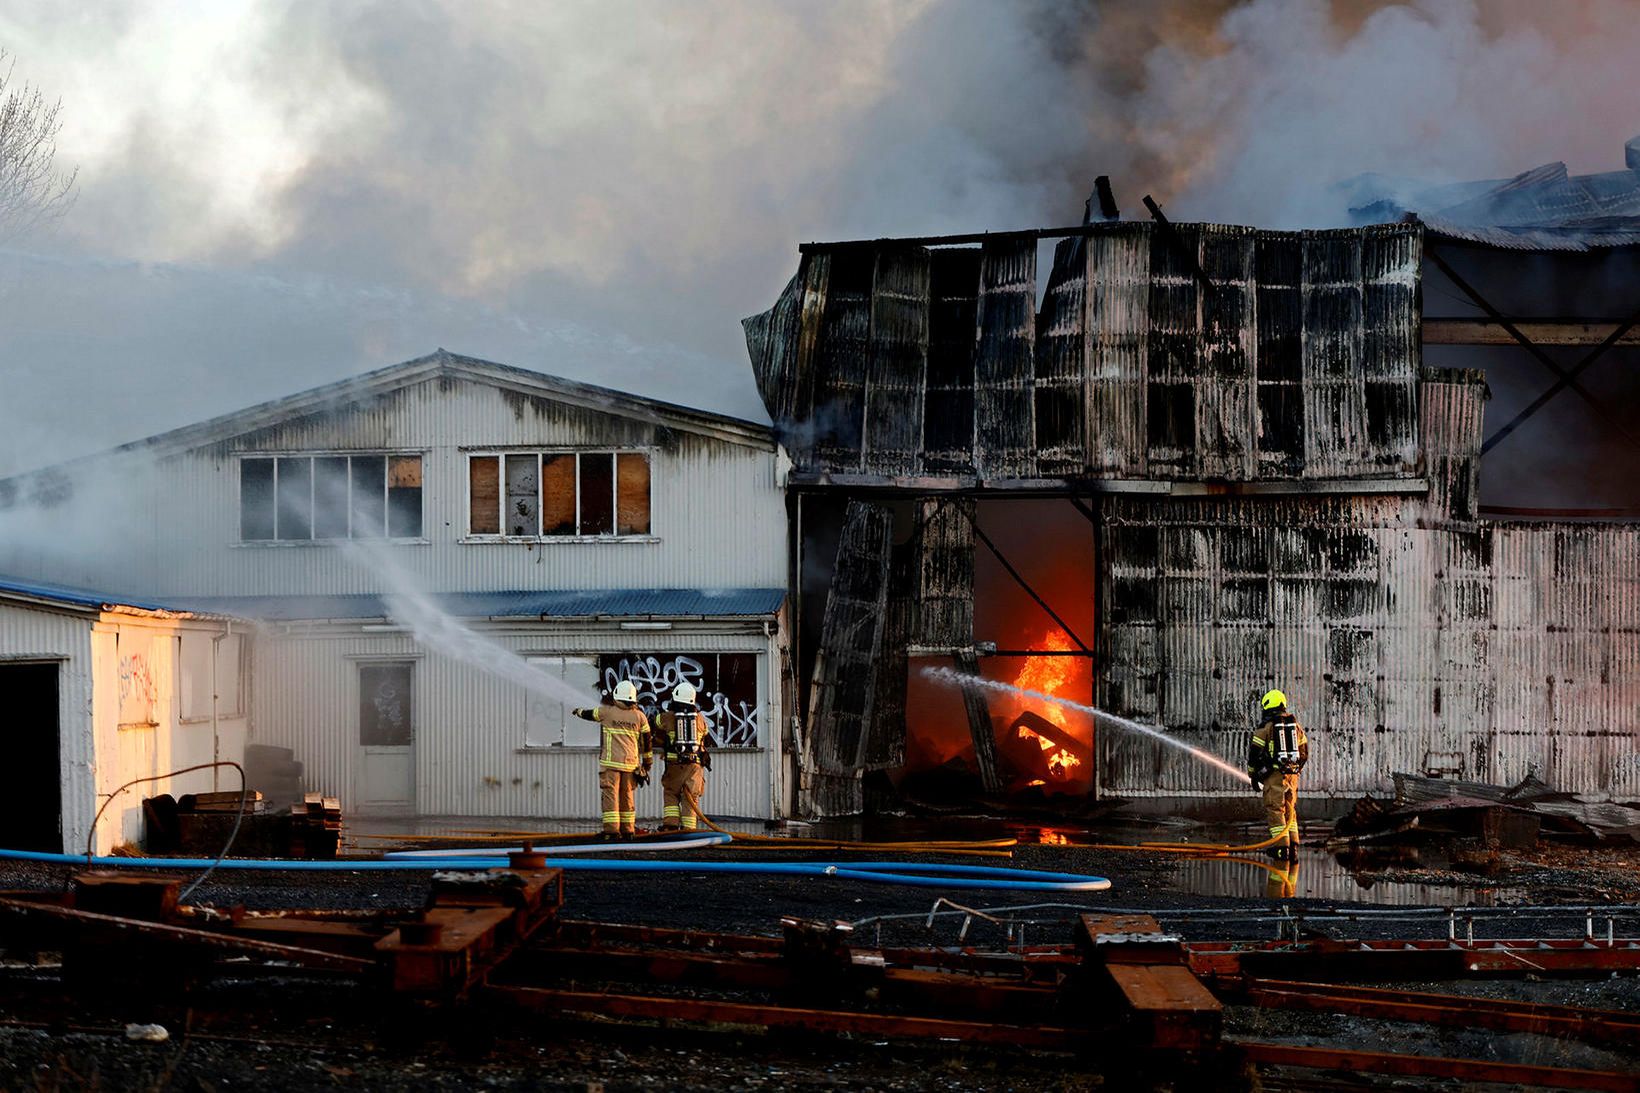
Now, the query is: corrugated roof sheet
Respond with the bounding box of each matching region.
[0,574,205,616]
[1346,137,1640,252]
[170,588,786,622]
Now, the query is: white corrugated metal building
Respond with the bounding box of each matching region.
[0,578,251,853]
[0,350,791,827]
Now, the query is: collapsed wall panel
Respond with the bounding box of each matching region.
[803,501,894,812]
[914,498,975,648]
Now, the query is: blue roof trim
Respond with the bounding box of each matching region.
[169,588,787,622]
[0,575,183,615]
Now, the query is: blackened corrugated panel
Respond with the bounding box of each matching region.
[923,248,982,474]
[1361,225,1421,472]
[973,238,1037,478]
[812,250,874,472]
[915,498,974,647]
[787,252,832,466]
[1085,225,1151,476]
[1146,224,1199,475]
[862,247,931,474]
[1301,230,1366,477]
[1420,370,1486,521]
[1197,225,1256,479]
[807,501,892,773]
[864,541,914,770]
[744,271,800,428]
[1254,232,1304,476]
[1034,237,1087,475]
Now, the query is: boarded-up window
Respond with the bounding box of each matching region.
[275,457,312,540]
[387,455,423,538]
[180,632,245,720]
[351,456,386,538]
[313,457,351,539]
[240,459,275,540]
[579,453,614,536]
[468,456,500,534]
[599,651,760,747]
[617,452,651,535]
[523,656,601,747]
[359,663,414,746]
[541,455,577,535]
[505,454,540,537]
[468,451,650,538]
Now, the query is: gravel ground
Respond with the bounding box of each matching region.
[1,838,1637,1091]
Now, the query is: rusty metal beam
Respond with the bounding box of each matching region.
[1241,977,1640,1050]
[484,985,1085,1049]
[1424,318,1640,346]
[1238,1041,1640,1093]
[1142,195,1217,301]
[1186,937,1640,980]
[1425,248,1640,458]
[0,897,374,973]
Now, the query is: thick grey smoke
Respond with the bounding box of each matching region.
[2,0,1639,476]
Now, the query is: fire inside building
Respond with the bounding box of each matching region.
[745,179,1640,818]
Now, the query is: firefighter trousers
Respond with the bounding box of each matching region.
[661,763,705,831]
[599,768,638,835]
[1262,773,1300,848]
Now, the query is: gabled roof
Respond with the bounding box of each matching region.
[0,574,242,620]
[170,588,785,622]
[55,349,774,469]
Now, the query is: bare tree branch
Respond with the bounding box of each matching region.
[0,50,76,242]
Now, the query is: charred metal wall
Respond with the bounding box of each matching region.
[745,223,1423,482]
[1097,371,1640,801]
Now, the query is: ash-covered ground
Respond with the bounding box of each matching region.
[0,823,1636,1091]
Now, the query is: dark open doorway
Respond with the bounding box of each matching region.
[2,663,61,851]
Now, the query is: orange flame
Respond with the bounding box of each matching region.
[1010,630,1088,781]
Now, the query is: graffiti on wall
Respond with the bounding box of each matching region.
[600,653,759,747]
[118,651,158,726]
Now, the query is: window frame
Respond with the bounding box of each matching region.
[462,447,657,543]
[235,451,429,546]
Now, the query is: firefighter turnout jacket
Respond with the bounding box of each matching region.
[576,702,652,772]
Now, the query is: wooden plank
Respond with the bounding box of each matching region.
[1423,319,1640,346]
[1105,964,1223,1050]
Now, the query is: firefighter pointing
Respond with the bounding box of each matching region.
[652,682,713,832]
[1248,689,1308,861]
[573,680,652,841]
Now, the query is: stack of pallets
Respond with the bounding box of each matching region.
[289,793,342,859]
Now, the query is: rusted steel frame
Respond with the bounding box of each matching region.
[1239,978,1640,1049]
[1187,939,1640,979]
[485,985,1084,1049]
[1237,1041,1640,1093]
[551,919,783,954]
[1424,318,1640,347]
[878,945,1079,978]
[0,897,374,973]
[959,505,1090,652]
[1142,195,1217,301]
[1425,248,1640,457]
[800,222,1125,254]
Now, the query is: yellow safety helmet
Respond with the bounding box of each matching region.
[613,680,639,703]
[1260,689,1287,711]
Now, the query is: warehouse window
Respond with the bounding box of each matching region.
[180,632,246,721]
[522,656,602,747]
[240,454,423,541]
[466,451,651,538]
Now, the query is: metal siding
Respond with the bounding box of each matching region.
[36,379,785,600]
[973,239,1038,478]
[1034,237,1088,475]
[1195,225,1257,479]
[1300,230,1367,478]
[1084,225,1150,476]
[252,623,780,820]
[175,588,785,622]
[862,247,930,474]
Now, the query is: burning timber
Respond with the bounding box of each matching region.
[744,219,1640,818]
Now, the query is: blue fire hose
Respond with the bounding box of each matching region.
[0,847,1110,892]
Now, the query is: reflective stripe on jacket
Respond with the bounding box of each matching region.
[1250,713,1308,774]
[595,702,651,771]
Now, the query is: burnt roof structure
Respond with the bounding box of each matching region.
[745,218,1640,819]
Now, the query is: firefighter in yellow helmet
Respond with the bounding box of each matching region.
[1248,689,1308,861]
[651,682,713,831]
[573,679,651,840]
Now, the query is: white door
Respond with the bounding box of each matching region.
[357,662,415,814]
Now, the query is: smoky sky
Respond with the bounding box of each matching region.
[1,0,1638,475]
